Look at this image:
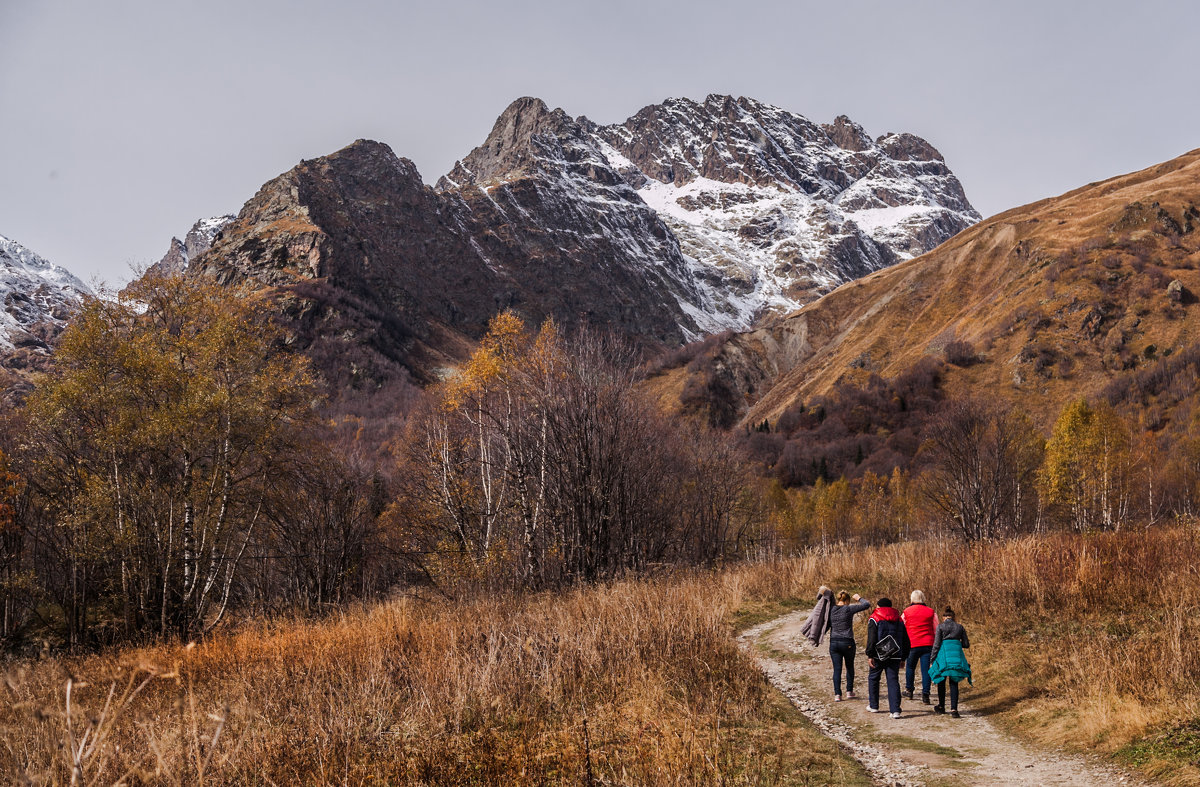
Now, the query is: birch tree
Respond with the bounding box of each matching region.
[20,273,316,642]
[1040,399,1134,532]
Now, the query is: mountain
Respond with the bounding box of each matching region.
[150,215,236,275]
[659,148,1200,429]
[589,95,979,321]
[176,95,977,390]
[190,135,703,393]
[0,234,93,401]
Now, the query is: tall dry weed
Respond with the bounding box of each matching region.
[2,569,863,785]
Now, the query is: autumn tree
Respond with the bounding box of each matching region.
[922,399,1043,542]
[19,273,317,643]
[1040,399,1135,532]
[398,313,759,593]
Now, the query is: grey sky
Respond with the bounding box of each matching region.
[2,0,1196,285]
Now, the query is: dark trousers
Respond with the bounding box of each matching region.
[868,659,902,713]
[829,637,856,695]
[937,678,960,710]
[905,646,932,695]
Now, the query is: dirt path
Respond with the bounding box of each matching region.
[740,609,1145,786]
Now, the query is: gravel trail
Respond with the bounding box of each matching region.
[739,609,1146,786]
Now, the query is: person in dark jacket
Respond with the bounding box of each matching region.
[826,590,870,701]
[901,589,938,704]
[929,606,972,718]
[865,597,911,718]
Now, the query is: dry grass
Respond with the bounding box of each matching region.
[9,527,1199,784]
[1,569,867,786]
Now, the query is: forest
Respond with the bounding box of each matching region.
[3,271,1199,652]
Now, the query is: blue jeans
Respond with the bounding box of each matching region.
[829,637,856,695]
[906,646,932,695]
[868,659,902,713]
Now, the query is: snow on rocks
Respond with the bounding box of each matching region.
[152,215,236,276]
[592,95,980,327]
[0,233,92,353]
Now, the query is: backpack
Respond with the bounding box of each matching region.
[874,633,901,662]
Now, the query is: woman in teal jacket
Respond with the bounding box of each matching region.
[928,606,971,718]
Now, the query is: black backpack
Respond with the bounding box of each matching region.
[873,617,903,661]
[874,633,901,662]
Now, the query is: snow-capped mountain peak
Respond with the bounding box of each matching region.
[151,214,236,276]
[590,95,980,325]
[0,233,93,353]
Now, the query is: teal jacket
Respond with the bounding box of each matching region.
[928,638,973,685]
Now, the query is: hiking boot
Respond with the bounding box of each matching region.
[934,704,945,714]
[890,712,902,719]
[950,710,961,719]
[903,689,913,700]
[922,693,931,705]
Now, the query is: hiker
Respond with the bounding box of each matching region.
[866,597,910,719]
[929,606,972,718]
[902,590,938,705]
[826,590,870,701]
[800,585,834,647]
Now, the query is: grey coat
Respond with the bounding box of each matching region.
[800,590,834,646]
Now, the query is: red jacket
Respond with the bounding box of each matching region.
[902,603,939,648]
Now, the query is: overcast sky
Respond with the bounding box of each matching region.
[2,0,1196,285]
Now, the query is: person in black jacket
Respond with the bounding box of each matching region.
[865,597,911,718]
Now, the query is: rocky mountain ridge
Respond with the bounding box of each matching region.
[170,94,977,389]
[588,95,979,320]
[151,215,236,275]
[437,95,979,329]
[0,233,92,354]
[0,233,93,403]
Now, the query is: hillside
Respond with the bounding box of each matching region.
[669,148,1200,429]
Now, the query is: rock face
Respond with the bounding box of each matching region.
[0,234,92,355]
[180,94,979,387]
[590,95,980,319]
[0,234,93,402]
[196,136,710,389]
[151,215,236,275]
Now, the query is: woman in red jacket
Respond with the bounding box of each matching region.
[901,590,938,704]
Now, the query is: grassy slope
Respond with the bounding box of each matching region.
[663,148,1200,430]
[1,571,868,786]
[9,528,1200,784]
